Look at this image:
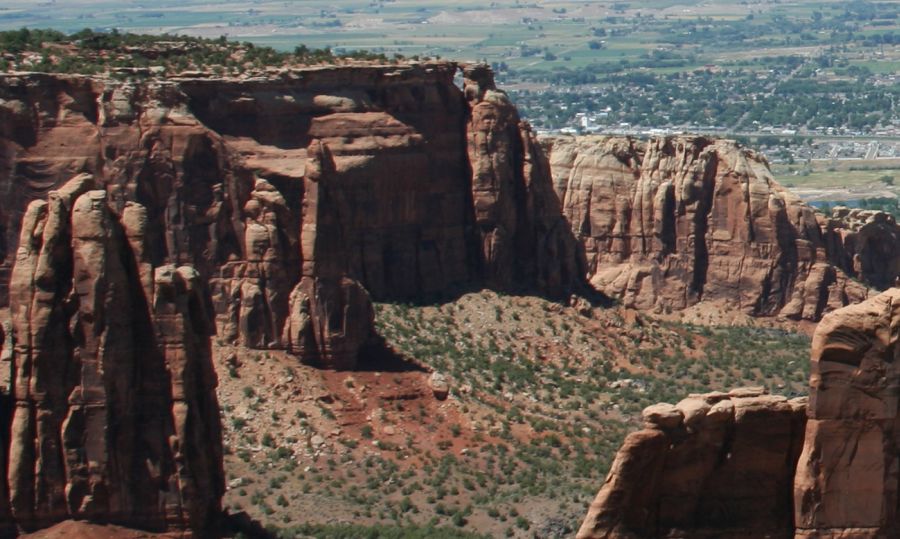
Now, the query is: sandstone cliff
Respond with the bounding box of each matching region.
[794,287,900,538]
[577,388,807,539]
[5,174,224,534]
[545,135,897,320]
[0,64,580,368]
[4,67,899,368]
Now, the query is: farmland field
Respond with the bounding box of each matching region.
[2,1,898,72]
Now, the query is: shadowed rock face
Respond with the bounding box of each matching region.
[822,207,900,292]
[577,388,807,539]
[464,65,580,297]
[0,64,581,368]
[545,135,899,320]
[6,174,223,534]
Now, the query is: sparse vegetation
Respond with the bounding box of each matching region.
[216,289,809,535]
[278,522,491,538]
[0,28,407,78]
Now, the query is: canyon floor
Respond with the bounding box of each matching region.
[213,291,811,537]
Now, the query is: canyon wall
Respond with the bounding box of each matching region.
[580,289,900,539]
[4,67,900,369]
[0,62,583,534]
[4,60,900,538]
[0,64,579,369]
[546,135,900,320]
[5,174,223,534]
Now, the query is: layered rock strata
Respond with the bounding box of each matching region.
[0,64,580,367]
[6,174,223,534]
[464,65,579,295]
[545,135,897,320]
[577,388,807,539]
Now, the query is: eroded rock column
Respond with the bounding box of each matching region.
[7,173,223,534]
[794,288,900,538]
[464,64,580,297]
[282,140,374,370]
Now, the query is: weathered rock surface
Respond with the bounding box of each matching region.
[0,64,581,368]
[577,389,807,539]
[822,206,900,291]
[794,288,900,538]
[6,174,223,534]
[464,65,580,296]
[545,135,890,320]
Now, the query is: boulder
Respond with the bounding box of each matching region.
[641,403,683,429]
[429,372,450,400]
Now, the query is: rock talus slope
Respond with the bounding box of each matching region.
[546,135,900,320]
[6,174,223,534]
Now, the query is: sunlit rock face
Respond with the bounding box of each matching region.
[577,387,807,539]
[545,135,899,320]
[794,287,900,538]
[579,289,900,539]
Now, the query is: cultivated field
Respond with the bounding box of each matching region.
[3,1,898,73]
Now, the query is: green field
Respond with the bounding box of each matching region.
[3,1,898,158]
[3,0,897,72]
[775,160,900,189]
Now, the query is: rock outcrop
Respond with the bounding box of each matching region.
[6,174,224,534]
[822,206,900,292]
[545,135,893,320]
[581,289,900,538]
[0,64,581,368]
[577,388,807,539]
[794,287,900,538]
[464,65,580,296]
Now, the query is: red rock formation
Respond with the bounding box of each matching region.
[464,65,580,297]
[577,388,807,539]
[7,174,223,534]
[580,290,900,538]
[214,178,295,349]
[546,135,881,320]
[794,288,900,538]
[278,140,375,369]
[822,207,900,291]
[0,64,581,369]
